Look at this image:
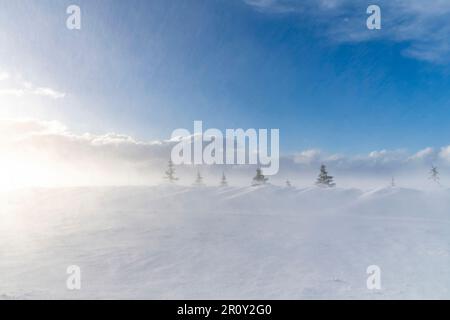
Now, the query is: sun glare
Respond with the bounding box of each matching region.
[0,153,60,190]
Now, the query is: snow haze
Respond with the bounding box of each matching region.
[1,184,450,299]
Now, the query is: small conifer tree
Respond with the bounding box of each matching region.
[252,168,268,186]
[164,159,178,182]
[193,170,205,186]
[429,165,440,186]
[220,172,228,187]
[315,164,335,188]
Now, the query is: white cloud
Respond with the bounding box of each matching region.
[286,147,450,177]
[244,0,450,63]
[2,118,450,188]
[0,118,67,138]
[294,149,322,164]
[0,118,174,188]
[0,86,66,99]
[32,87,66,99]
[367,149,407,163]
[1,119,169,164]
[439,146,450,162]
[0,71,65,100]
[409,147,436,162]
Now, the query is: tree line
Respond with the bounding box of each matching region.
[164,160,442,188]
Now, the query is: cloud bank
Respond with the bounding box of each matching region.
[1,118,450,189]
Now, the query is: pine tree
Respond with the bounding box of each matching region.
[429,165,440,185]
[164,159,178,182]
[315,164,335,188]
[391,176,396,188]
[220,172,228,187]
[286,180,292,187]
[193,170,205,186]
[252,168,268,186]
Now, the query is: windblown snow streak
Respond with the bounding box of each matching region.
[1,185,450,299]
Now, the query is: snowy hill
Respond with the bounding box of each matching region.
[1,185,450,299]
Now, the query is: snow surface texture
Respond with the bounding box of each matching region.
[1,184,450,299]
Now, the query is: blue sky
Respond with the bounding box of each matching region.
[2,0,450,155]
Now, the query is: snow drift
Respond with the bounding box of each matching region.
[1,184,450,299]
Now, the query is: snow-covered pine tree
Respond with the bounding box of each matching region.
[429,165,440,185]
[391,176,396,187]
[220,172,228,187]
[315,164,335,188]
[164,159,178,182]
[193,170,205,186]
[286,180,292,187]
[252,168,268,186]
